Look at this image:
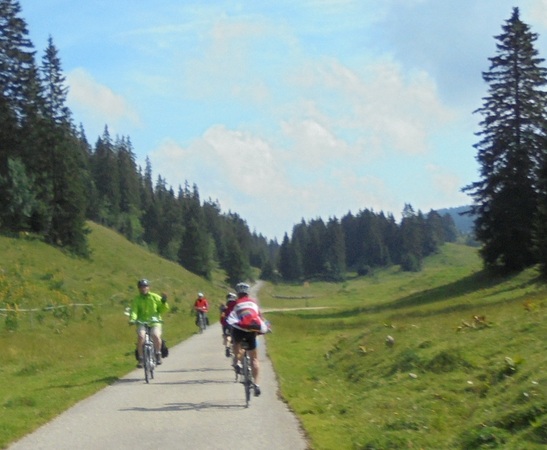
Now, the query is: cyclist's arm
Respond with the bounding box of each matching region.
[129,298,138,322]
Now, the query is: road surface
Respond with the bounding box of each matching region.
[8,287,309,450]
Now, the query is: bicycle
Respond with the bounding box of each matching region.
[234,334,256,407]
[196,309,207,333]
[136,319,161,383]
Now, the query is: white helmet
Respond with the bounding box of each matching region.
[235,282,250,295]
[198,292,204,298]
[226,292,237,302]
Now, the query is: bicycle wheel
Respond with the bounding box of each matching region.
[200,313,206,332]
[144,343,154,383]
[243,352,252,407]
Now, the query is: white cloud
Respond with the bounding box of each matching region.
[149,122,405,239]
[285,57,454,161]
[66,68,141,132]
[425,164,470,209]
[531,0,547,27]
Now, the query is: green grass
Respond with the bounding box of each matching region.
[0,222,230,449]
[261,244,546,449]
[2,230,546,449]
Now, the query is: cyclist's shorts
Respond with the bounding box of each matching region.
[222,325,232,336]
[137,324,162,338]
[232,327,257,350]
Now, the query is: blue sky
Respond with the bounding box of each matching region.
[20,0,547,240]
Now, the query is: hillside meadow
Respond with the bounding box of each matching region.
[0,222,229,448]
[259,244,546,449]
[0,224,545,449]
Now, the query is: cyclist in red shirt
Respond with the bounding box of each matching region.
[194,292,209,328]
[220,292,236,357]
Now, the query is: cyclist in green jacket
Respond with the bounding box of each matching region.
[129,279,169,367]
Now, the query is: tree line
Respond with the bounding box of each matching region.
[0,0,272,285]
[272,205,457,282]
[0,0,462,285]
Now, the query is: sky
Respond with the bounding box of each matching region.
[19,0,547,241]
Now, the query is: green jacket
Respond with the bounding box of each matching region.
[129,292,169,326]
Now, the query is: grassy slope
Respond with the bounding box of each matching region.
[261,244,546,449]
[0,222,229,449]
[1,228,545,449]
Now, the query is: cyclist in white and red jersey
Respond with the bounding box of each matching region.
[227,282,270,396]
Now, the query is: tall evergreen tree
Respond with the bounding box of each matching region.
[324,217,346,280]
[0,0,35,184]
[0,157,36,229]
[0,0,35,126]
[38,38,88,255]
[92,126,120,225]
[463,8,547,271]
[41,36,70,124]
[277,233,300,281]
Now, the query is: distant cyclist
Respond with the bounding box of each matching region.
[129,279,169,367]
[227,282,270,396]
[220,292,236,357]
[194,292,209,329]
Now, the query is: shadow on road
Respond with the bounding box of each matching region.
[160,367,232,374]
[120,400,245,412]
[151,378,235,386]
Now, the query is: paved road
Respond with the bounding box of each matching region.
[8,288,309,450]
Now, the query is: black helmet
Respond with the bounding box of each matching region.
[137,279,149,287]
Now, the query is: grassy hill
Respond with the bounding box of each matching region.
[259,244,546,449]
[1,225,545,449]
[0,222,230,448]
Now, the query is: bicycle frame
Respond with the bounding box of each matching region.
[196,310,207,333]
[136,321,157,383]
[241,343,253,407]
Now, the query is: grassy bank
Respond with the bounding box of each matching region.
[1,226,545,449]
[0,223,229,448]
[261,244,546,449]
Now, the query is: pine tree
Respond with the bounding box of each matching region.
[0,0,35,125]
[41,36,70,124]
[463,7,547,271]
[92,126,120,225]
[277,233,301,281]
[38,38,89,255]
[0,0,35,185]
[0,157,36,229]
[324,217,346,281]
[399,204,424,272]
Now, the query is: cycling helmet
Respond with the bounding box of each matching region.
[198,292,204,298]
[235,282,250,295]
[137,279,149,287]
[226,292,237,302]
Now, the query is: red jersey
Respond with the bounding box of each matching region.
[194,297,209,312]
[226,294,269,334]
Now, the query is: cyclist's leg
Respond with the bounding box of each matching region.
[136,325,145,360]
[150,325,162,363]
[231,328,244,370]
[245,333,259,384]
